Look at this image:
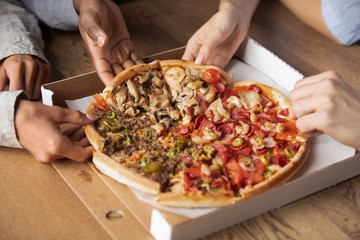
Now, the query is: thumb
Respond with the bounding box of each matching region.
[54,107,93,126]
[195,35,224,65]
[80,10,108,47]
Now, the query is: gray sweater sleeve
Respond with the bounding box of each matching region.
[0,0,48,63]
[21,0,79,31]
[0,91,27,148]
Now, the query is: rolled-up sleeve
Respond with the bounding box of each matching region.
[321,0,360,45]
[21,0,79,31]
[0,91,27,148]
[0,0,47,63]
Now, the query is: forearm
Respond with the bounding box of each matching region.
[219,0,260,22]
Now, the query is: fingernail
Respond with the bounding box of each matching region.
[195,54,205,65]
[96,36,105,47]
[86,114,96,121]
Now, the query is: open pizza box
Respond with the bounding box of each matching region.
[41,36,359,240]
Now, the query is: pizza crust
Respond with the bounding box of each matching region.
[92,151,161,195]
[155,191,236,208]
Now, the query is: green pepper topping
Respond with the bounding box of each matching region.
[101,119,121,132]
[176,138,186,150]
[140,156,147,167]
[168,147,180,158]
[143,162,161,175]
[146,128,152,140]
[107,111,116,120]
[125,128,132,144]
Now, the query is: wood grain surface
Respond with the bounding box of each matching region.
[9,0,360,239]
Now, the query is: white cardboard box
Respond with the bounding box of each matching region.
[41,37,357,240]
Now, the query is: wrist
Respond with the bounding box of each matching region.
[73,0,83,13]
[219,0,260,22]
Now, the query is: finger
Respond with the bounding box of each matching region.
[291,96,320,119]
[7,62,24,91]
[80,11,108,47]
[73,137,91,148]
[62,124,83,137]
[68,127,87,142]
[182,41,200,62]
[121,58,134,70]
[62,144,94,162]
[130,51,143,64]
[93,57,115,85]
[296,111,328,136]
[53,107,93,125]
[0,67,8,91]
[32,62,51,100]
[23,59,39,100]
[294,70,341,88]
[111,62,124,76]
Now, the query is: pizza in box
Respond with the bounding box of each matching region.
[85,60,309,207]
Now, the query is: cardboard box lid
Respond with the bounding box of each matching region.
[41,37,357,240]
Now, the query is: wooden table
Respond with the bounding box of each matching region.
[1,0,360,239]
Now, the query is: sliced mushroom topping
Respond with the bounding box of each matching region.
[137,72,150,84]
[149,94,170,108]
[186,80,203,90]
[127,80,140,102]
[164,67,186,93]
[169,110,180,120]
[124,107,137,117]
[152,76,163,88]
[114,85,127,105]
[175,87,194,102]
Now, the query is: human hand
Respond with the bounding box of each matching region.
[15,100,94,163]
[74,0,143,85]
[182,0,259,68]
[290,71,360,150]
[0,55,51,100]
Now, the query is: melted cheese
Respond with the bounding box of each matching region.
[226,96,242,109]
[205,98,230,122]
[238,90,261,110]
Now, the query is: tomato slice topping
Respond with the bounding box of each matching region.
[93,94,109,112]
[224,159,243,187]
[202,69,221,84]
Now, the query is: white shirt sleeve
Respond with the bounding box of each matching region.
[21,0,79,31]
[0,0,48,63]
[0,91,27,148]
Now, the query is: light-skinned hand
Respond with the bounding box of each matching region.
[182,0,259,68]
[74,0,143,85]
[0,55,51,100]
[290,71,360,150]
[15,100,94,163]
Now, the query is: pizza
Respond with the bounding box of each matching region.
[85,60,309,208]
